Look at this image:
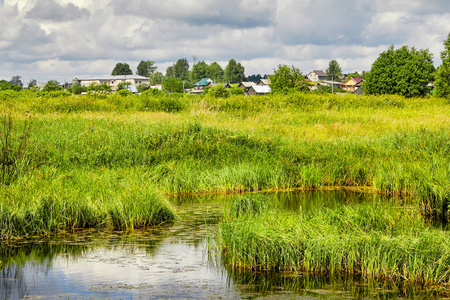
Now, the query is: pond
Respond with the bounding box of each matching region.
[0,189,438,299]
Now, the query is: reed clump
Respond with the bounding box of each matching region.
[216,195,450,284]
[0,169,177,239]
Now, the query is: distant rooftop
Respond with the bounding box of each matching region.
[73,75,149,81]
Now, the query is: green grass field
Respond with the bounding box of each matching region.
[1,91,449,240]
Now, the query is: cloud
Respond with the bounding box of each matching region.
[112,0,277,28]
[1,0,450,84]
[26,0,90,22]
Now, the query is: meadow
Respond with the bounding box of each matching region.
[0,90,449,240]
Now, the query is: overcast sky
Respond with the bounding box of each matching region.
[1,0,450,85]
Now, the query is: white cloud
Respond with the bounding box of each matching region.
[1,0,450,82]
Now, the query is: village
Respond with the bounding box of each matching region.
[71,69,364,96]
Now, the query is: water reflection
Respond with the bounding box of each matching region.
[0,189,428,299]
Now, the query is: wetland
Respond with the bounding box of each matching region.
[1,91,450,298]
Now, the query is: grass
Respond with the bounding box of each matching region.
[216,195,450,284]
[0,91,449,238]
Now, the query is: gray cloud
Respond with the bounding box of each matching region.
[26,0,90,22]
[1,0,450,83]
[112,0,277,28]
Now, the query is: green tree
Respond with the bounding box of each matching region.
[28,79,37,88]
[71,82,86,94]
[111,63,133,75]
[162,78,183,93]
[435,33,450,97]
[326,60,342,81]
[205,62,224,82]
[205,85,230,98]
[0,80,17,91]
[269,64,308,94]
[191,61,208,83]
[173,58,190,80]
[42,80,61,92]
[165,66,175,78]
[10,75,23,88]
[224,59,246,83]
[365,45,434,97]
[136,60,157,77]
[149,71,164,85]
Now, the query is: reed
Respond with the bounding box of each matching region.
[216,195,450,284]
[1,91,450,237]
[0,168,177,239]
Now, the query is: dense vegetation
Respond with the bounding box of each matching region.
[216,195,450,284]
[0,91,449,241]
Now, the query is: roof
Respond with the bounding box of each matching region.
[73,75,149,81]
[345,77,364,85]
[257,78,271,85]
[311,70,327,77]
[249,85,271,94]
[239,82,254,88]
[193,78,214,86]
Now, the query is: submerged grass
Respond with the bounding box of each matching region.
[216,195,450,284]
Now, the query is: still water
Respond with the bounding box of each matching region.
[0,189,432,299]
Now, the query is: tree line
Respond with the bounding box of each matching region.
[2,32,450,98]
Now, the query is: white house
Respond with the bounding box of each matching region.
[73,75,149,89]
[307,70,328,82]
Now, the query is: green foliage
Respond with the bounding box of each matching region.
[71,82,86,94]
[191,61,208,83]
[0,171,177,238]
[0,115,33,185]
[162,78,183,93]
[0,80,21,91]
[269,64,308,94]
[205,62,224,82]
[117,89,132,96]
[173,58,190,80]
[117,82,131,90]
[435,33,450,98]
[224,59,246,83]
[111,62,133,75]
[217,200,450,284]
[42,80,62,92]
[326,60,342,80]
[229,87,245,95]
[206,85,230,98]
[136,83,150,93]
[10,75,23,88]
[365,45,435,97]
[149,71,164,85]
[136,60,156,77]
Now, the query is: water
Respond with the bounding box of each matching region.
[0,189,434,299]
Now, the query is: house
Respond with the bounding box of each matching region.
[73,75,149,90]
[238,82,254,94]
[256,78,271,86]
[193,78,214,90]
[343,77,364,93]
[319,81,343,89]
[247,85,271,95]
[307,70,328,82]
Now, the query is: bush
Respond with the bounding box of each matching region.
[206,85,230,98]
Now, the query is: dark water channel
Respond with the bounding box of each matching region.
[0,189,435,299]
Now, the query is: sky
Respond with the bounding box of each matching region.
[1,0,450,85]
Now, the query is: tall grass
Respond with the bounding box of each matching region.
[1,91,449,237]
[216,195,450,284]
[0,168,177,239]
[0,114,34,185]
